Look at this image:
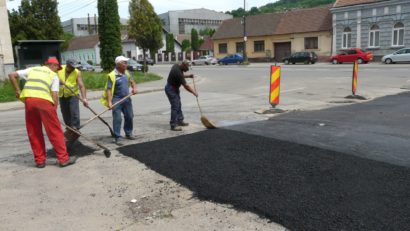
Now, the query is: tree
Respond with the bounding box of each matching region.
[199,28,216,37]
[61,32,74,52]
[181,39,191,52]
[8,0,63,45]
[98,0,123,71]
[191,28,199,51]
[128,0,163,72]
[166,33,175,53]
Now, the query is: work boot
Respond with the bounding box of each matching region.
[171,126,183,131]
[113,138,124,146]
[178,121,189,126]
[125,135,136,140]
[36,163,46,168]
[59,156,77,168]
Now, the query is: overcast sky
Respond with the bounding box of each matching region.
[6,0,277,21]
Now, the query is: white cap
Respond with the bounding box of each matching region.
[115,55,129,64]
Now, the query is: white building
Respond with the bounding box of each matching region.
[0,0,14,79]
[62,17,128,37]
[159,8,232,35]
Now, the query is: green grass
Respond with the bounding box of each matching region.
[0,71,162,103]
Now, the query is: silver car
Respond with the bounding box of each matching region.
[382,48,410,64]
[191,55,217,65]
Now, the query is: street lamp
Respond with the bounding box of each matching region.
[243,0,247,62]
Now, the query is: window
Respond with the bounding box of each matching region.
[392,22,404,46]
[254,40,265,52]
[236,42,244,54]
[304,37,318,49]
[342,27,352,49]
[219,43,227,54]
[369,25,380,47]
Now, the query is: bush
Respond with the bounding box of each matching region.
[87,60,94,65]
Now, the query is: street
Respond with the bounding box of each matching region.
[0,63,409,230]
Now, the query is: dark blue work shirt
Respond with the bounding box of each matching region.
[107,70,129,99]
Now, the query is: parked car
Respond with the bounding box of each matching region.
[137,57,154,65]
[78,63,95,72]
[192,55,218,65]
[382,48,410,64]
[330,48,373,64]
[127,59,143,71]
[218,54,244,65]
[282,51,318,64]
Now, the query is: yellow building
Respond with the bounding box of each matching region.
[0,0,14,79]
[213,5,333,62]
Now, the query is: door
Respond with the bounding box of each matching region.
[345,49,357,62]
[394,48,407,62]
[274,42,291,62]
[404,49,410,62]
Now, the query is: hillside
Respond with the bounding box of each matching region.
[227,0,336,17]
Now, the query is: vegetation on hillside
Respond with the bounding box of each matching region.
[226,0,336,17]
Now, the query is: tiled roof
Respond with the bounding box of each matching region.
[333,0,384,8]
[199,37,214,51]
[67,35,99,51]
[213,5,332,40]
[213,13,283,39]
[275,5,332,35]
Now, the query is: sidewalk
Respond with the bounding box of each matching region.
[0,76,168,112]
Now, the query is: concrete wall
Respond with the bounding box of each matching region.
[61,17,128,37]
[0,0,15,79]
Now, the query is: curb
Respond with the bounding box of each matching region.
[0,87,165,112]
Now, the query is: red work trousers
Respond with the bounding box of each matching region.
[25,97,69,165]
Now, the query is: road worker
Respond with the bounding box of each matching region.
[8,57,76,168]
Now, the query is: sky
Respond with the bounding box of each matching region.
[6,0,277,21]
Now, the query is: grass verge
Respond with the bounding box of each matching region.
[0,71,162,103]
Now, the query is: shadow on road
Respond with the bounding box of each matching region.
[118,129,410,231]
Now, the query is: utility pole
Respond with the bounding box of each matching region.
[243,0,247,62]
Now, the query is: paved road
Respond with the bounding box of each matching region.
[0,63,409,230]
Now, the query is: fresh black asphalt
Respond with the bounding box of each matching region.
[118,92,410,231]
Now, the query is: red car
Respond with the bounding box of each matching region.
[330,48,373,64]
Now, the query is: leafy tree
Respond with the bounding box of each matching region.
[61,32,74,52]
[191,28,199,51]
[227,0,335,17]
[128,0,163,72]
[8,0,63,45]
[181,39,191,52]
[98,0,123,71]
[166,33,175,53]
[199,28,216,37]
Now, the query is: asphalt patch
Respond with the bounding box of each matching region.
[118,129,410,231]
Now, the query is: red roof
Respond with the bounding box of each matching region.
[199,37,214,51]
[333,0,383,8]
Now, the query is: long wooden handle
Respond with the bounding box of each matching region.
[62,83,115,136]
[64,123,110,152]
[192,77,203,116]
[79,93,134,129]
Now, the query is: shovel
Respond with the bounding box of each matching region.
[63,123,111,158]
[192,77,216,129]
[61,83,115,137]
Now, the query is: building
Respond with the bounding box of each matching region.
[331,0,410,60]
[0,0,14,79]
[62,17,128,37]
[62,29,182,65]
[61,35,100,65]
[213,5,333,62]
[159,8,232,35]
